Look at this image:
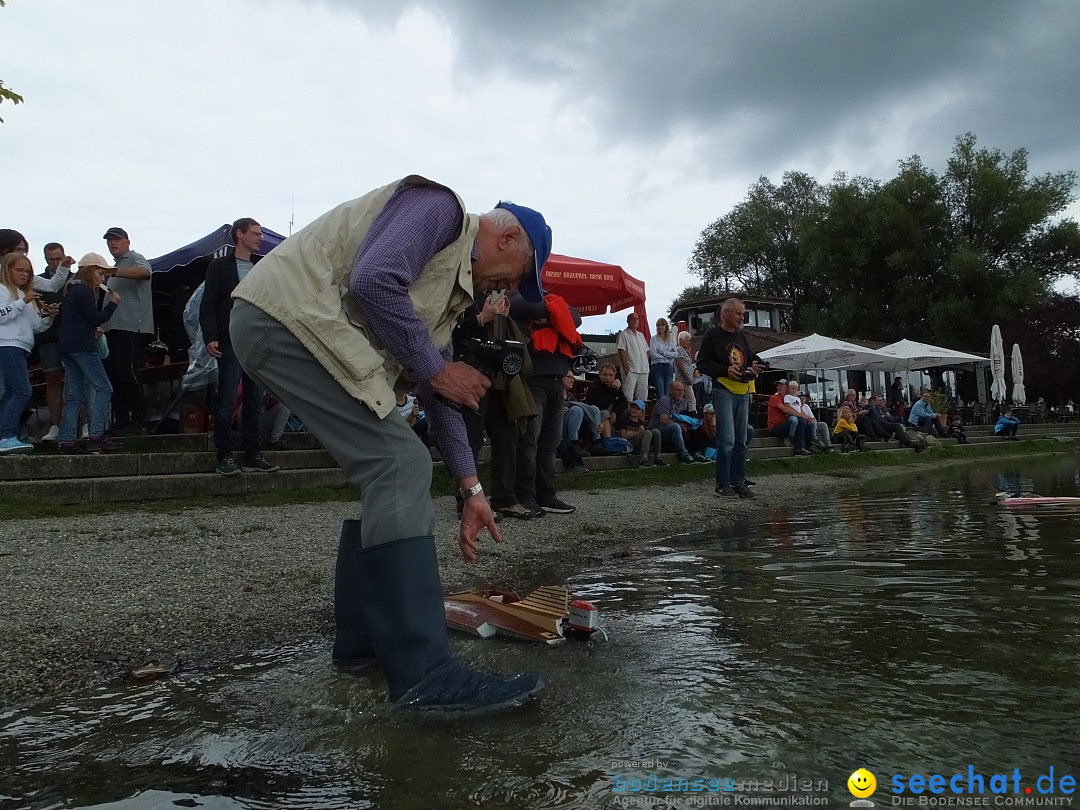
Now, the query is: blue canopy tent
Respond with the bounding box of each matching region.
[149,225,286,357]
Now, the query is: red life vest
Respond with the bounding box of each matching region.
[530,293,582,358]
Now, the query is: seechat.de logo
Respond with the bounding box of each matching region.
[849,768,878,807]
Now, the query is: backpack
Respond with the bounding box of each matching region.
[672,413,703,431]
[601,437,634,455]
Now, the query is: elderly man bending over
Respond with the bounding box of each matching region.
[230,176,548,714]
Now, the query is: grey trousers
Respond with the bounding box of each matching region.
[229,301,435,548]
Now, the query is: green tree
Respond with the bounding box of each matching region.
[931,133,1080,347]
[669,282,719,315]
[0,1,23,122]
[687,171,826,329]
[687,134,1080,351]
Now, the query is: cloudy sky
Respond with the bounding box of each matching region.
[5,0,1079,333]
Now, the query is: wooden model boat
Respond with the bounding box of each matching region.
[444,586,569,645]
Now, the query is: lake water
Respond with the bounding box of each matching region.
[3,456,1079,809]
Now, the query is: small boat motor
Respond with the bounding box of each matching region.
[565,599,600,639]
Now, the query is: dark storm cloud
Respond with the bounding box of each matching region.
[329,0,1080,179]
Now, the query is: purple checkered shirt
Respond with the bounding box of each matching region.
[348,184,477,479]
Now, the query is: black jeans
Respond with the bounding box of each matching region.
[516,374,564,505]
[485,391,524,508]
[461,390,521,508]
[104,330,150,428]
[857,415,888,440]
[214,342,264,459]
[875,420,913,445]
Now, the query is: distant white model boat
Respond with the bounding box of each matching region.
[995,492,1080,507]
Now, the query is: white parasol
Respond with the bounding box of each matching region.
[990,325,1008,402]
[858,338,985,373]
[1011,343,1026,405]
[757,333,888,370]
[758,333,889,405]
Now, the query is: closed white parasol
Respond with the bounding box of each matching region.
[1011,343,1026,405]
[990,325,1008,402]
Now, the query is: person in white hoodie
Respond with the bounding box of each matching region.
[0,251,57,453]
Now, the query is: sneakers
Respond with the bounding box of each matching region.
[537,495,575,514]
[242,453,280,472]
[639,457,655,468]
[691,452,710,463]
[744,478,757,487]
[653,456,669,467]
[0,437,33,455]
[732,484,756,499]
[679,453,695,464]
[216,455,241,476]
[715,484,733,497]
[497,503,534,520]
[40,425,60,442]
[793,448,813,456]
[519,500,546,518]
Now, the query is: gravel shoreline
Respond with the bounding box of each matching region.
[0,464,953,708]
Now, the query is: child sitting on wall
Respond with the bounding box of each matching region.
[947,414,968,444]
[833,405,868,452]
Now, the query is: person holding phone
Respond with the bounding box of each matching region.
[0,252,57,454]
[56,253,122,454]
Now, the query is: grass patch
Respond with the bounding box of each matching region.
[1,440,1074,522]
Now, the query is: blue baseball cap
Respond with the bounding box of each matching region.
[631,399,646,410]
[495,201,551,303]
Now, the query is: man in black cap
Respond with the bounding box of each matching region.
[102,227,154,434]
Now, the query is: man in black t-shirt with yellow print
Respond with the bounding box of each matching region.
[695,298,763,499]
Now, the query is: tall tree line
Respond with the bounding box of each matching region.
[683,134,1080,364]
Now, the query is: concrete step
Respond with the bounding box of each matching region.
[0,448,339,482]
[8,467,348,505]
[2,426,1076,506]
[20,430,323,455]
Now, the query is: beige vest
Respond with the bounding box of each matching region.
[233,175,478,418]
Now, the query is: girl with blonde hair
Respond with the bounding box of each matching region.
[0,252,56,453]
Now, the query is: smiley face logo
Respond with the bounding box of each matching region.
[848,768,877,799]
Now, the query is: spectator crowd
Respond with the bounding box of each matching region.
[0,224,1051,507]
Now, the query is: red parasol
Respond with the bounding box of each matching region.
[541,253,649,338]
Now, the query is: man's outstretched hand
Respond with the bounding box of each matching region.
[458,494,502,564]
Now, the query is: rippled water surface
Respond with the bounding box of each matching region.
[3,457,1079,809]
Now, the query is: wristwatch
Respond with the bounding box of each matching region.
[460,482,484,499]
